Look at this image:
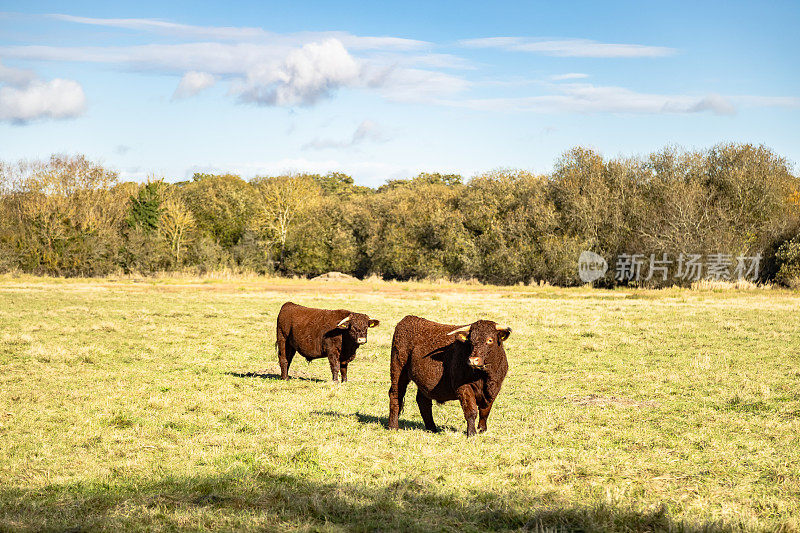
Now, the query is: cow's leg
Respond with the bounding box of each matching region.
[388,364,410,430]
[277,332,295,380]
[457,388,479,437]
[416,389,438,433]
[328,354,341,383]
[340,362,348,383]
[478,401,494,433]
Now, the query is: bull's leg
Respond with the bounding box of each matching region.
[416,389,438,433]
[388,365,410,430]
[478,401,494,433]
[340,363,348,383]
[277,332,295,380]
[457,388,479,437]
[328,355,341,383]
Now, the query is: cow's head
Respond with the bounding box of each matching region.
[336,313,380,345]
[447,320,511,370]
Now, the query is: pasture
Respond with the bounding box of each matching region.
[0,276,798,532]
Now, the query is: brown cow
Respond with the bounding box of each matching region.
[276,302,379,382]
[388,315,511,436]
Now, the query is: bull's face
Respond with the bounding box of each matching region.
[448,320,511,370]
[336,313,380,345]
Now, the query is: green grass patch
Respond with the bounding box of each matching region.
[0,277,799,531]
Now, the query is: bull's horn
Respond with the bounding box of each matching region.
[446,325,470,336]
[495,324,512,332]
[336,316,351,328]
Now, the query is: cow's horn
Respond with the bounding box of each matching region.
[495,324,511,332]
[446,325,470,336]
[336,316,351,328]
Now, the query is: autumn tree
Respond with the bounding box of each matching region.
[251,174,321,272]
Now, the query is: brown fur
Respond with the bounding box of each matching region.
[388,315,510,436]
[276,302,379,382]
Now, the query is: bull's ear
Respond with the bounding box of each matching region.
[336,316,351,329]
[368,319,380,328]
[496,325,512,343]
[447,325,470,343]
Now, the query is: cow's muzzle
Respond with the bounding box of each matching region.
[468,357,485,369]
[357,337,367,345]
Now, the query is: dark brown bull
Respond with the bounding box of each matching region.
[276,302,379,382]
[388,315,511,436]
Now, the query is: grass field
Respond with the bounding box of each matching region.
[1,276,799,532]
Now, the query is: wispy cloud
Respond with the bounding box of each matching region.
[302,120,389,150]
[735,95,800,108]
[48,14,430,50]
[0,60,85,124]
[0,61,36,86]
[5,15,795,119]
[460,37,676,58]
[446,83,740,115]
[549,73,589,81]
[372,67,470,103]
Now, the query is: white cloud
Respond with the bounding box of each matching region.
[0,75,86,124]
[236,39,360,106]
[460,37,676,58]
[172,71,215,99]
[302,119,389,150]
[0,38,463,107]
[448,83,739,115]
[549,73,589,81]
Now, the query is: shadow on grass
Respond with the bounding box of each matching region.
[312,409,463,433]
[225,371,326,383]
[0,468,749,532]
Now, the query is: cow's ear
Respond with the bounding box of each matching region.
[496,325,512,343]
[336,316,351,329]
[368,319,380,328]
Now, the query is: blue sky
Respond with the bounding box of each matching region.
[1,1,798,185]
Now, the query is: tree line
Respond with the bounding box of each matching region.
[1,143,799,287]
